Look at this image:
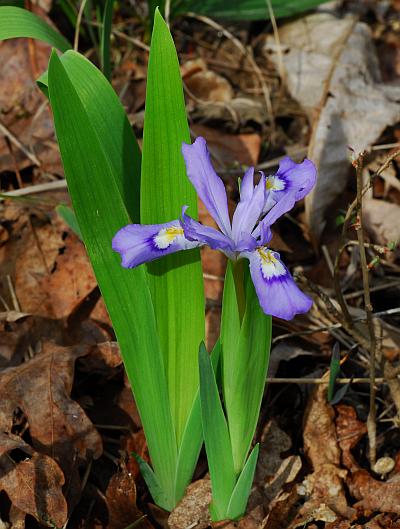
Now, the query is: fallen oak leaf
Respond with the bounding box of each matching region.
[0,342,102,477]
[0,432,67,527]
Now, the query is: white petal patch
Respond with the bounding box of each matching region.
[266,175,286,192]
[154,226,185,249]
[257,248,286,279]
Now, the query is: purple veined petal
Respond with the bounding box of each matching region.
[232,173,266,243]
[239,167,255,202]
[262,157,317,215]
[247,247,312,320]
[180,207,235,259]
[277,156,317,201]
[235,232,258,252]
[253,192,297,239]
[112,220,199,268]
[181,137,232,236]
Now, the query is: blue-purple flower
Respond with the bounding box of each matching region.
[112,137,316,320]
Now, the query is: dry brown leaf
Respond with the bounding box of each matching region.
[0,342,102,477]
[192,124,261,167]
[336,405,400,515]
[1,452,67,527]
[0,24,61,174]
[15,222,97,319]
[289,385,355,527]
[0,432,67,527]
[265,13,400,240]
[105,465,154,529]
[182,59,234,103]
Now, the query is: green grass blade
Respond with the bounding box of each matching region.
[199,342,236,520]
[226,444,259,520]
[174,339,221,500]
[100,0,114,80]
[47,50,177,508]
[0,6,70,50]
[175,0,330,20]
[134,454,172,509]
[225,278,271,475]
[328,342,340,402]
[56,204,83,240]
[141,9,205,445]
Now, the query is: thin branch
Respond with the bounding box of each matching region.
[354,152,377,465]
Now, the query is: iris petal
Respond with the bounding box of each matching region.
[112,220,199,268]
[232,173,265,243]
[247,248,312,320]
[277,157,317,201]
[182,137,232,236]
[180,207,235,258]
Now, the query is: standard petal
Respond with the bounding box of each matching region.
[239,167,255,202]
[180,208,235,258]
[182,137,232,236]
[262,157,317,215]
[247,248,312,320]
[112,220,198,268]
[232,173,266,243]
[277,156,317,201]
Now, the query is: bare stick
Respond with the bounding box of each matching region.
[0,121,41,167]
[354,152,377,466]
[266,377,387,385]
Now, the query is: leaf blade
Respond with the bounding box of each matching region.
[0,6,70,50]
[141,9,205,445]
[47,50,177,508]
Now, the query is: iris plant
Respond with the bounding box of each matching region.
[112,136,316,320]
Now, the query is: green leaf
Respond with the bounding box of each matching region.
[199,342,236,520]
[226,444,259,520]
[0,6,70,50]
[220,261,241,413]
[47,50,177,509]
[224,277,271,474]
[100,0,114,80]
[134,454,172,510]
[56,204,83,240]
[328,342,340,402]
[174,339,221,500]
[141,9,205,445]
[175,0,330,20]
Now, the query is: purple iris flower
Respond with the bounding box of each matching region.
[112,137,316,320]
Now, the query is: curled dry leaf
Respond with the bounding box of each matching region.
[336,405,400,515]
[105,464,154,529]
[264,13,400,240]
[0,432,67,527]
[182,58,234,103]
